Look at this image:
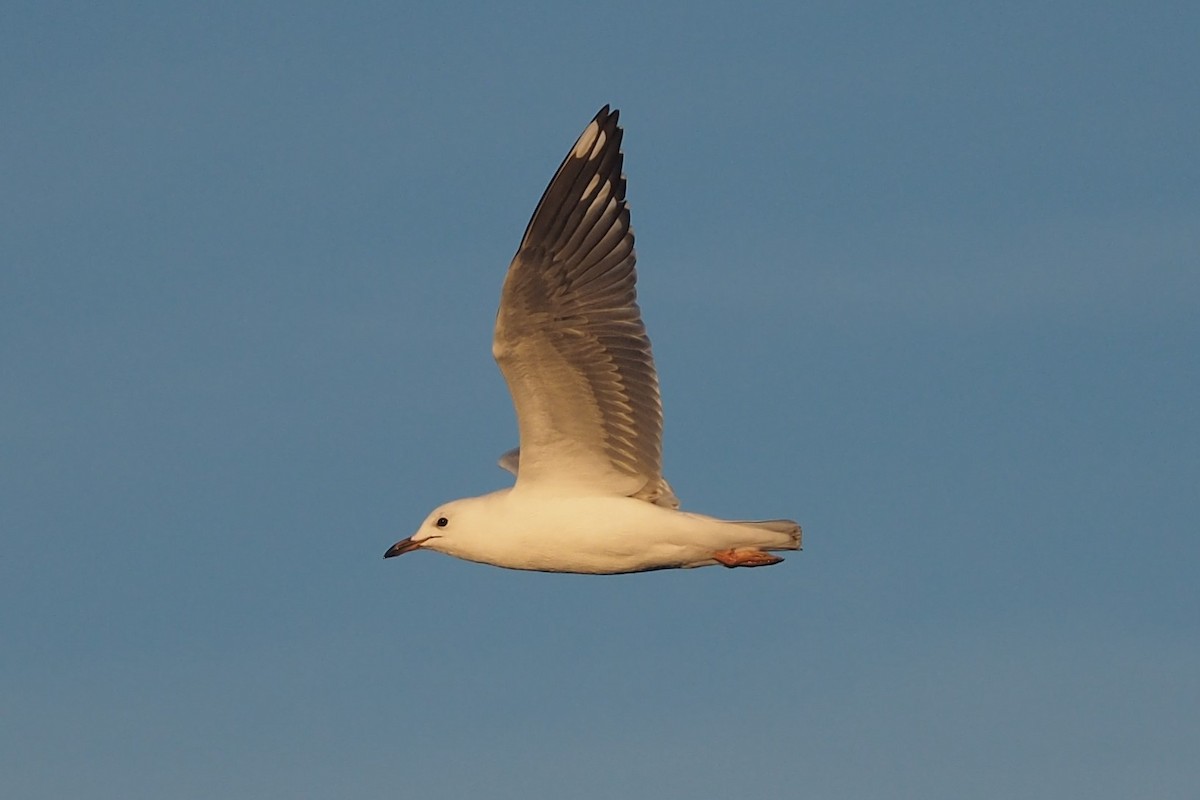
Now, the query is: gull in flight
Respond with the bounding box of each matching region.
[385,106,801,573]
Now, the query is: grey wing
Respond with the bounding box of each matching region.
[496,446,678,508]
[497,447,520,476]
[492,106,676,506]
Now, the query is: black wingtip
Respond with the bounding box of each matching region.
[594,104,618,125]
[513,106,627,252]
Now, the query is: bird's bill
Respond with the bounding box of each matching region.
[383,537,423,559]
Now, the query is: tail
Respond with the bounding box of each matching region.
[733,518,802,551]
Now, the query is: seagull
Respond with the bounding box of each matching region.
[385,106,801,573]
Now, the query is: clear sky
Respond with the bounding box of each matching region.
[3,2,1198,798]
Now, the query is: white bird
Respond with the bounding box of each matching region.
[385,106,801,573]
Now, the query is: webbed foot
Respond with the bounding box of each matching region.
[712,549,784,568]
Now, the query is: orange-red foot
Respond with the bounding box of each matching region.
[712,549,784,568]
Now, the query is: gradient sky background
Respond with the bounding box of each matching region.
[3,2,1198,798]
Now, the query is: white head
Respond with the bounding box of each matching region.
[383,496,487,561]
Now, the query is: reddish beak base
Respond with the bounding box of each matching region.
[383,538,422,559]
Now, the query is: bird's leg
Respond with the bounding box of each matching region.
[712,549,784,568]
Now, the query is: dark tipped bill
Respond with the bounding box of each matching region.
[383,537,422,559]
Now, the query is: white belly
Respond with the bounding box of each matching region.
[433,493,767,574]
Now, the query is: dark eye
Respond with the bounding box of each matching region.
[435,516,448,528]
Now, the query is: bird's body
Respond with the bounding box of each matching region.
[409,488,799,574]
[385,106,801,574]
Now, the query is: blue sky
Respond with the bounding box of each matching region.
[3,2,1198,797]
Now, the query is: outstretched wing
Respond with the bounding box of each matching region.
[492,106,675,507]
